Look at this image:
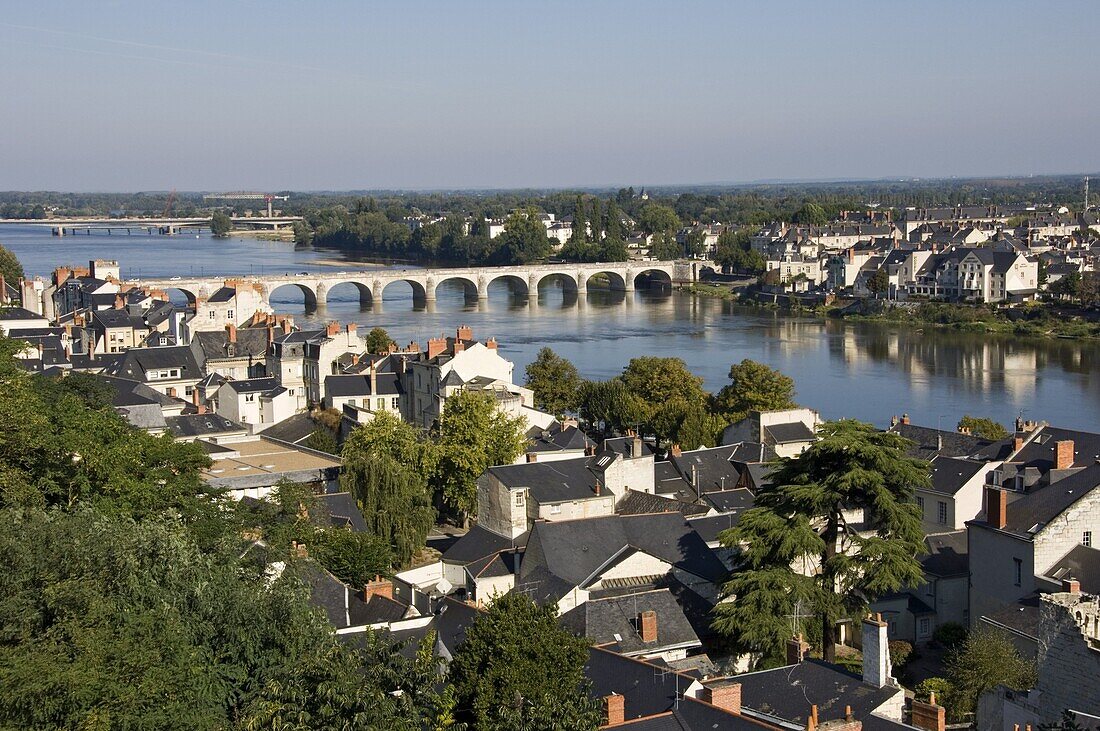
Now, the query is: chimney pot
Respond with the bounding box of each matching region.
[985,487,1007,529]
[1062,578,1081,594]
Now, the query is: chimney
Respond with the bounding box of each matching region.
[594,479,601,496]
[787,633,808,665]
[670,443,682,457]
[603,693,625,727]
[326,321,340,338]
[427,336,447,360]
[346,322,357,337]
[1062,578,1081,594]
[862,613,891,688]
[362,575,393,601]
[527,453,538,463]
[639,610,657,643]
[1013,435,1025,453]
[910,694,946,731]
[890,414,898,427]
[486,336,498,350]
[456,324,473,341]
[226,323,237,343]
[900,413,910,425]
[282,315,294,335]
[267,324,275,345]
[351,353,360,366]
[369,360,377,396]
[985,487,1007,529]
[691,465,699,487]
[453,339,465,354]
[701,682,742,715]
[1055,440,1075,470]
[632,435,643,458]
[114,294,125,309]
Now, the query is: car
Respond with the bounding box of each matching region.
[169,276,182,281]
[297,271,309,275]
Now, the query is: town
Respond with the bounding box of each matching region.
[1,224,1097,728]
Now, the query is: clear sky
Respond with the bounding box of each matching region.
[2,0,1098,191]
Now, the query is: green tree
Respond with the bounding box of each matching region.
[715,228,752,269]
[576,379,648,437]
[432,391,527,524]
[341,412,436,566]
[714,420,927,663]
[313,527,394,586]
[618,356,710,443]
[524,347,581,416]
[637,203,681,236]
[569,196,588,246]
[210,210,233,238]
[945,626,1037,719]
[956,415,1009,440]
[0,243,23,286]
[713,359,797,424]
[867,268,890,296]
[649,231,682,260]
[792,202,828,225]
[495,208,552,264]
[448,593,601,730]
[367,326,394,354]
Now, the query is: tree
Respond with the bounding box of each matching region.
[618,356,708,442]
[448,593,601,730]
[956,415,1008,440]
[792,202,828,225]
[713,359,797,424]
[0,243,23,286]
[569,196,588,246]
[867,268,889,296]
[524,348,581,417]
[495,208,552,264]
[945,626,1036,718]
[715,228,752,270]
[313,527,394,586]
[637,203,681,236]
[649,231,682,260]
[367,326,394,354]
[576,379,648,436]
[432,391,527,524]
[341,412,436,566]
[210,210,233,238]
[714,420,927,663]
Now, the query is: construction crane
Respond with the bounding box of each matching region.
[203,192,290,218]
[162,189,177,218]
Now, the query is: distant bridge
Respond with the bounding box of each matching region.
[135,261,700,307]
[0,216,302,235]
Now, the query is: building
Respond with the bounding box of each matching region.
[722,408,821,457]
[210,377,294,433]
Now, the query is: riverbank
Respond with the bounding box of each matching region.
[685,282,1100,339]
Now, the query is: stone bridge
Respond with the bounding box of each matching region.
[136,261,699,308]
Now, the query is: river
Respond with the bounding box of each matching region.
[5,224,1099,432]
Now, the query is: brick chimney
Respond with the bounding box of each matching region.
[427,336,447,360]
[0,274,6,304]
[362,575,393,601]
[1062,578,1081,594]
[787,633,808,665]
[985,487,1007,529]
[1055,440,1075,470]
[346,323,357,337]
[818,708,861,731]
[226,323,237,343]
[900,413,910,426]
[603,693,625,727]
[670,443,682,457]
[282,315,294,335]
[701,682,742,714]
[862,613,891,688]
[1013,435,1025,453]
[486,336,498,350]
[911,694,946,731]
[526,452,538,463]
[114,294,125,309]
[639,610,657,643]
[326,321,340,338]
[456,324,473,341]
[368,359,377,396]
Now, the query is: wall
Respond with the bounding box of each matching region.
[476,474,527,540]
[1033,489,1100,576]
[968,526,1035,627]
[1038,592,1100,720]
[592,551,672,588]
[599,452,655,498]
[536,495,614,524]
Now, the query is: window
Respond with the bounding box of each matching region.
[208,311,216,320]
[377,398,385,410]
[937,501,948,525]
[1085,531,1093,548]
[916,496,925,513]
[550,504,561,515]
[513,492,524,507]
[244,393,255,403]
[227,309,234,320]
[919,618,931,636]
[1013,558,1023,586]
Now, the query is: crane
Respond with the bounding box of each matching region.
[162,189,177,218]
[203,192,290,218]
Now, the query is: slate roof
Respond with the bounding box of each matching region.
[316,492,368,532]
[737,659,900,728]
[927,456,987,496]
[521,513,726,587]
[764,422,816,444]
[511,564,576,607]
[225,377,280,393]
[1005,426,1100,472]
[981,593,1040,639]
[325,373,403,397]
[165,413,247,438]
[888,422,993,460]
[191,328,271,361]
[485,455,608,504]
[702,487,755,514]
[527,423,593,453]
[433,596,481,660]
[348,593,408,626]
[979,464,1100,538]
[441,524,519,565]
[602,436,656,459]
[617,489,711,518]
[559,588,701,655]
[94,373,179,408]
[208,286,237,303]
[688,513,743,544]
[1039,544,1100,593]
[921,531,968,578]
[105,345,201,382]
[260,412,317,445]
[669,445,745,493]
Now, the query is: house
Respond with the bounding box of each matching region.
[199,435,341,499]
[957,249,1038,303]
[0,306,50,335]
[872,530,969,643]
[210,377,295,433]
[187,280,271,334]
[324,367,403,415]
[523,419,594,463]
[968,467,1100,652]
[559,588,703,663]
[190,322,273,380]
[165,412,250,443]
[103,345,203,399]
[722,408,821,457]
[917,456,1001,530]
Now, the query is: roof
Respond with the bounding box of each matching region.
[702,487,755,514]
[260,412,318,445]
[105,345,201,382]
[617,489,711,518]
[486,455,610,504]
[737,659,900,728]
[669,444,746,493]
[921,531,968,578]
[888,422,993,460]
[527,423,593,453]
[1005,426,1100,472]
[981,593,1041,639]
[442,524,520,565]
[981,464,1100,538]
[325,373,403,398]
[688,513,744,544]
[225,377,280,394]
[521,513,726,587]
[165,413,247,438]
[0,306,46,321]
[316,492,368,532]
[1040,544,1100,593]
[764,422,816,444]
[927,456,987,496]
[559,588,701,654]
[191,328,271,361]
[602,436,656,459]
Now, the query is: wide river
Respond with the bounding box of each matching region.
[5,224,1100,432]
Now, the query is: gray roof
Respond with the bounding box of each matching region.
[317,492,368,532]
[921,531,968,578]
[225,377,279,394]
[888,422,994,460]
[325,373,403,398]
[105,345,201,382]
[1004,426,1100,472]
[978,464,1100,538]
[442,524,520,565]
[261,412,318,445]
[0,307,43,321]
[527,423,593,453]
[520,513,726,587]
[192,328,271,361]
[1039,544,1100,594]
[165,413,247,438]
[764,422,816,444]
[669,444,745,493]
[616,489,711,518]
[559,588,701,655]
[981,593,1040,639]
[927,456,987,496]
[485,455,608,504]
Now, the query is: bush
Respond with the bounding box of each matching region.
[915,677,952,703]
[933,622,967,649]
[889,640,914,667]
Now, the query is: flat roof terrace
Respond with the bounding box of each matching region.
[201,436,341,494]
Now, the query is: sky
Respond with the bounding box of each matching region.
[2,0,1099,191]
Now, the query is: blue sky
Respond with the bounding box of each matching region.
[2,0,1098,191]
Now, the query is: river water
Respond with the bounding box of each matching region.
[5,224,1099,432]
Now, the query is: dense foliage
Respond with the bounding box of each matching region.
[524,347,582,417]
[956,415,1009,440]
[944,626,1037,719]
[210,210,233,238]
[448,593,601,730]
[0,242,23,285]
[714,420,927,663]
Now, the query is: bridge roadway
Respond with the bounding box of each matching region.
[136,261,699,307]
[0,216,303,234]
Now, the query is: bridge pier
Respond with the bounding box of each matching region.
[575,272,588,296]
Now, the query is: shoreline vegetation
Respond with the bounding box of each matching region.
[682,282,1100,339]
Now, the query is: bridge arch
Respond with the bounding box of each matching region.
[165,286,198,307]
[581,269,628,292]
[486,273,530,298]
[380,278,429,304]
[268,282,319,310]
[633,267,673,291]
[535,271,581,296]
[432,274,479,301]
[325,280,374,307]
